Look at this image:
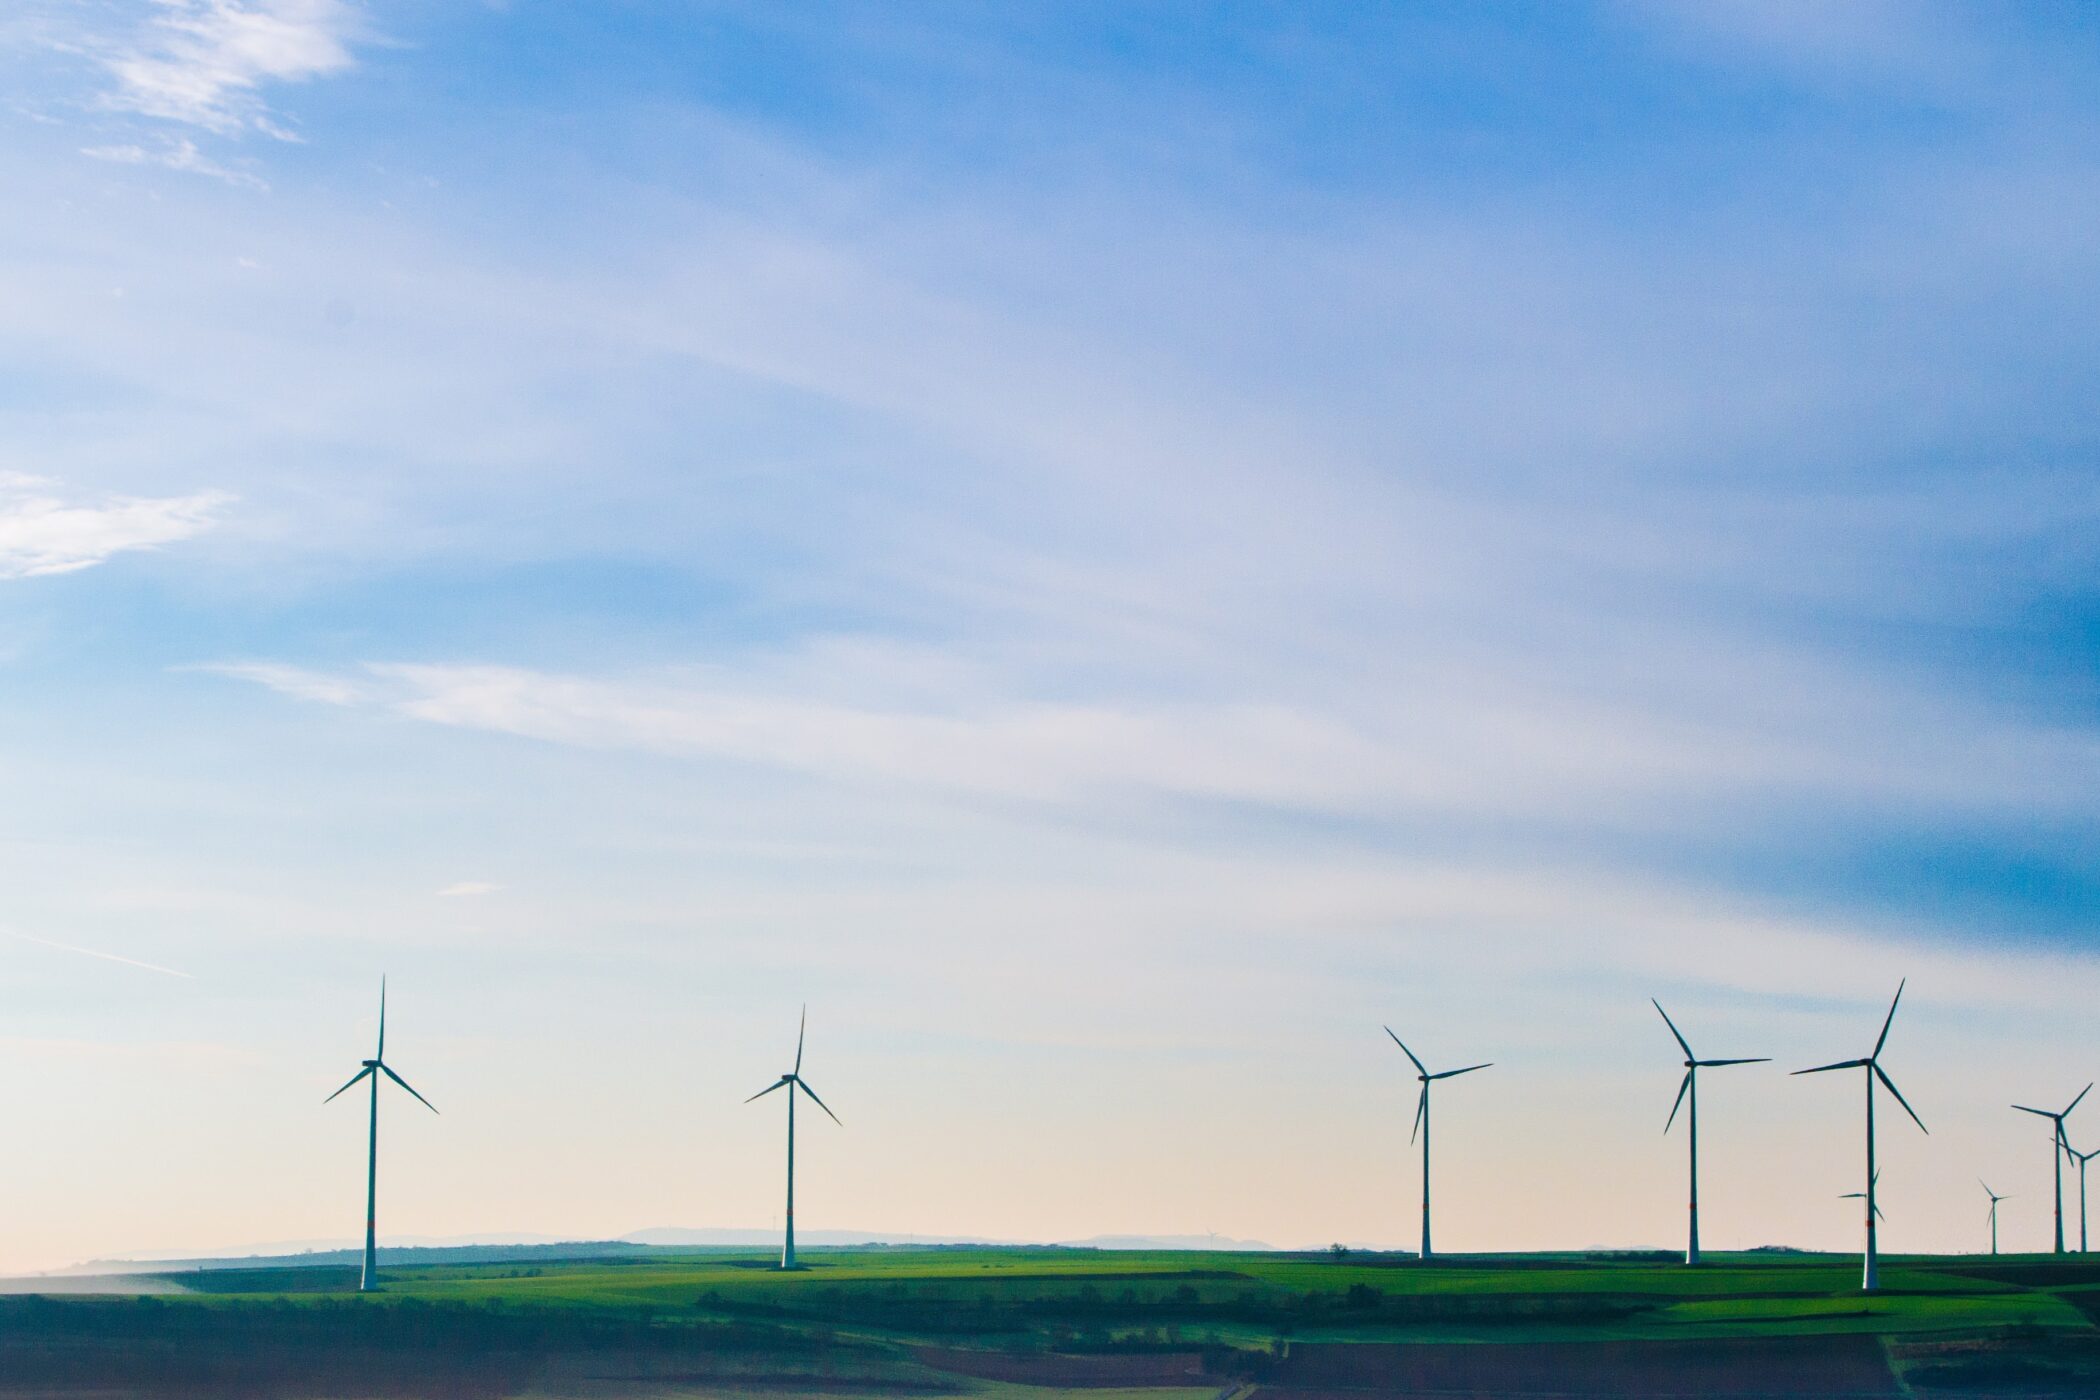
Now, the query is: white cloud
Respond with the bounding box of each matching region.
[0,474,227,579]
[435,881,498,898]
[100,0,363,138]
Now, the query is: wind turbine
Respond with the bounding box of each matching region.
[2066,1143,2098,1255]
[1840,1171,1884,1223]
[2012,1084,2090,1255]
[1793,980,1925,1292]
[1652,999,1768,1266]
[1980,1180,2010,1256]
[1385,1027,1489,1261]
[323,977,437,1293]
[745,1006,839,1270]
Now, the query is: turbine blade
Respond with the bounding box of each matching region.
[1872,978,1905,1059]
[1793,1058,1868,1075]
[324,1066,374,1104]
[2067,1082,2093,1117]
[377,975,387,1062]
[381,1064,438,1114]
[1652,999,1693,1059]
[1410,1086,1426,1144]
[795,1077,841,1125]
[795,1004,807,1076]
[1431,1062,1491,1080]
[1665,1069,1691,1134]
[745,1077,789,1104]
[1697,1058,1771,1067]
[1875,1064,1927,1134]
[1384,1027,1426,1076]
[2013,1104,2059,1120]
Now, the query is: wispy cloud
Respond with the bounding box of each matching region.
[0,474,227,579]
[435,881,498,898]
[81,135,264,187]
[11,932,193,979]
[204,647,2100,831]
[99,0,364,138]
[199,660,363,705]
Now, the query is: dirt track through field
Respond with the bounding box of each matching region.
[1255,1336,1901,1397]
[913,1347,1214,1386]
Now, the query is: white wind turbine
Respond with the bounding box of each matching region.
[1980,1180,2010,1257]
[323,977,438,1293]
[1385,1027,1489,1261]
[745,1007,840,1270]
[2066,1142,2098,1254]
[2012,1084,2090,1255]
[1793,980,1925,1292]
[1652,999,1767,1266]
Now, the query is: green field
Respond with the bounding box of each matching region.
[10,1246,2100,1396]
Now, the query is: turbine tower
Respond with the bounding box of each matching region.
[745,1006,839,1270]
[1385,1027,1490,1261]
[323,977,438,1293]
[2012,1084,2089,1255]
[2067,1143,2098,1254]
[1980,1180,2009,1256]
[1793,979,1925,1293]
[1652,999,1768,1266]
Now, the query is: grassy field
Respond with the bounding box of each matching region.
[9,1246,2100,1395]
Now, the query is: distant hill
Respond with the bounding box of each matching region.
[1055,1234,1276,1251]
[49,1227,1285,1277]
[56,1241,654,1275]
[630,1228,1277,1250]
[624,1227,1006,1248]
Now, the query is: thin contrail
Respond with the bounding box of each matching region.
[12,932,193,979]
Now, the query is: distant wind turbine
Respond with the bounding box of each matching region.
[2012,1084,2090,1255]
[2066,1143,2098,1255]
[1652,999,1768,1266]
[745,1006,839,1270]
[1840,1171,1884,1222]
[1980,1180,2010,1256]
[1385,1027,1489,1261]
[1793,980,1925,1292]
[323,977,437,1293]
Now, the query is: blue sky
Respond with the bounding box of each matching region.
[2,1,2099,1272]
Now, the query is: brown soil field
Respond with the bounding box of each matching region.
[1259,1336,1900,1397]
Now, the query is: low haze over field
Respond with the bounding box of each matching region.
[2,2,2100,1275]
